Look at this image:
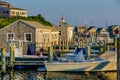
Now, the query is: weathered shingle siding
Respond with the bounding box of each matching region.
[0,21,36,54]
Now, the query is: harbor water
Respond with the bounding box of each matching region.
[0,70,116,80]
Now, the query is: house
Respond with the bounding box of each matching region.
[0,20,59,55]
[96,28,107,34]
[53,17,73,42]
[87,26,97,37]
[96,28,110,44]
[108,25,120,37]
[74,25,87,37]
[0,1,27,18]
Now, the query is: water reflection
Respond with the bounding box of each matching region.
[0,70,116,80]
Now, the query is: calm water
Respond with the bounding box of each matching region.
[0,70,116,80]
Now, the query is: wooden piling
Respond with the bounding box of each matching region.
[48,46,53,61]
[99,43,103,54]
[107,44,110,51]
[10,46,14,68]
[117,38,120,80]
[66,40,69,51]
[62,40,64,51]
[10,70,14,80]
[59,39,61,50]
[114,37,117,52]
[1,48,6,74]
[86,46,90,59]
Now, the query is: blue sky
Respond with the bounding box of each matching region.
[4,0,120,27]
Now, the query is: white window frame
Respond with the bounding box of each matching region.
[7,33,14,42]
[24,33,32,42]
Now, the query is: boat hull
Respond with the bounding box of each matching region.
[45,60,116,72]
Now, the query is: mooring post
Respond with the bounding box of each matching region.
[10,69,14,80]
[114,37,117,52]
[59,39,61,50]
[107,44,110,51]
[86,45,90,59]
[1,48,6,74]
[78,40,80,48]
[10,45,14,69]
[62,40,64,51]
[48,46,53,62]
[99,42,103,54]
[80,41,83,48]
[66,40,69,51]
[117,37,120,80]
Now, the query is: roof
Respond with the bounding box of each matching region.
[87,26,97,31]
[20,20,58,31]
[1,7,27,11]
[9,7,27,11]
[97,28,105,32]
[0,1,11,5]
[54,21,73,28]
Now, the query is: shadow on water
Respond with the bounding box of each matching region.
[0,70,116,80]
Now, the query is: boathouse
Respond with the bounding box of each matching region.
[0,20,59,55]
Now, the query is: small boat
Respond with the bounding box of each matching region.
[44,48,116,72]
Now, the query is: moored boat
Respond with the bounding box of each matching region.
[44,48,117,72]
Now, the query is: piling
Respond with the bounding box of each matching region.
[1,48,6,74]
[117,38,120,80]
[10,70,14,80]
[99,42,103,54]
[59,39,61,50]
[78,41,80,48]
[48,46,53,61]
[86,45,90,59]
[66,40,69,51]
[10,46,14,68]
[114,37,117,52]
[107,44,110,51]
[62,40,64,51]
[80,41,83,48]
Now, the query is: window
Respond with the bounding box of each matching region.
[7,33,14,41]
[43,33,49,43]
[6,11,9,14]
[59,25,61,27]
[59,31,62,35]
[39,33,42,42]
[3,11,5,14]
[24,33,32,42]
[12,11,15,14]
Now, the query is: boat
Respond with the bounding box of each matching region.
[44,48,116,72]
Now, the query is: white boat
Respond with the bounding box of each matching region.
[44,48,116,72]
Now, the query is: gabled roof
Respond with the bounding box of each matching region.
[54,21,73,28]
[97,28,105,32]
[0,20,58,32]
[20,20,58,31]
[87,26,97,31]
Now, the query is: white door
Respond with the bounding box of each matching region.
[14,41,23,57]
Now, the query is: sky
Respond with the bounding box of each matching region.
[4,0,120,28]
